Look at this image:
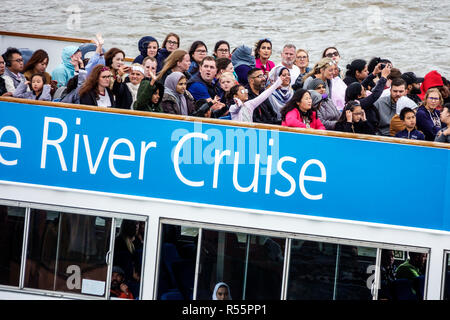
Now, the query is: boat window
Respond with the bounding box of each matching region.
[287,240,376,300]
[111,218,145,300]
[157,223,198,300]
[0,205,26,287]
[378,249,428,300]
[443,252,450,300]
[196,229,247,300]
[24,209,112,297]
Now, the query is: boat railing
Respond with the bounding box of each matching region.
[1,96,449,150]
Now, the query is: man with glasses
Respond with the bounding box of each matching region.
[247,68,280,125]
[1,47,26,93]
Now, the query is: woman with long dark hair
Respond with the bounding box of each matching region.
[254,38,275,77]
[281,89,325,129]
[22,49,51,84]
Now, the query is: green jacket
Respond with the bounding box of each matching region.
[134,79,163,113]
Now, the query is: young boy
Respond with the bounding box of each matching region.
[394,107,425,140]
[435,103,450,143]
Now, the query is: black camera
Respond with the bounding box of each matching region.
[380,63,386,70]
[192,99,211,117]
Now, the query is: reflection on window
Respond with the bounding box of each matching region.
[288,240,337,299]
[112,219,145,299]
[288,241,376,300]
[444,253,450,300]
[197,230,246,300]
[244,235,285,300]
[24,210,112,297]
[157,224,198,300]
[0,206,25,287]
[334,245,376,300]
[379,249,428,300]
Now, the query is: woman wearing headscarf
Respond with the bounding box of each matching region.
[307,78,340,130]
[268,66,293,121]
[161,71,195,115]
[231,45,256,86]
[133,36,159,64]
[212,282,232,300]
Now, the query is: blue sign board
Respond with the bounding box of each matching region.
[0,101,449,232]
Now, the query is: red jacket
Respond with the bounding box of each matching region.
[282,108,326,130]
[418,70,444,101]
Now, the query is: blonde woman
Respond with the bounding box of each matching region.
[302,57,336,97]
[416,88,444,141]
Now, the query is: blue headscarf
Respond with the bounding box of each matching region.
[231,45,255,69]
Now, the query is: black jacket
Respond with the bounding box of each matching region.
[335,120,375,135]
[248,87,281,125]
[80,87,116,107]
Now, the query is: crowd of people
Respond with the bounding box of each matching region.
[1,32,450,143]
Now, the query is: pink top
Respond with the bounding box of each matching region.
[282,108,326,130]
[255,58,275,74]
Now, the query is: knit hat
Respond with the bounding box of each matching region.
[306,78,326,90]
[418,70,444,101]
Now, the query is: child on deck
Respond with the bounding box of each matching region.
[228,76,282,123]
[394,107,425,140]
[13,73,51,101]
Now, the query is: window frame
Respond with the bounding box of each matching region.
[0,200,147,300]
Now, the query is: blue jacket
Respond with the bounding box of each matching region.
[51,46,79,87]
[415,105,441,141]
[395,128,425,140]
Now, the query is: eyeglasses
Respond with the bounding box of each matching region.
[167,40,178,46]
[240,89,248,94]
[9,58,24,63]
[195,49,207,54]
[101,75,113,79]
[296,55,308,60]
[251,74,265,79]
[217,49,229,53]
[427,97,440,101]
[325,51,339,58]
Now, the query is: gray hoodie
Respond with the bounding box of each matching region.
[374,95,396,136]
[434,128,450,143]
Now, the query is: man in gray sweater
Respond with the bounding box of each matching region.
[374,78,407,136]
[435,103,450,143]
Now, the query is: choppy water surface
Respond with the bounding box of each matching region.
[0,0,449,77]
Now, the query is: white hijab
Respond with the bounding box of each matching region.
[212,282,232,300]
